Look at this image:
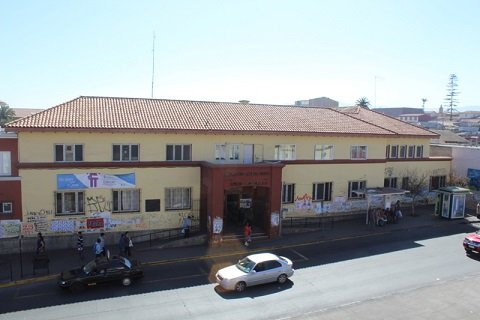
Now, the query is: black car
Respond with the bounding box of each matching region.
[58,255,143,292]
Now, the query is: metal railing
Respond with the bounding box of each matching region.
[130,224,202,247]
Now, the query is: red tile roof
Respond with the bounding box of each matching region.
[5,96,437,137]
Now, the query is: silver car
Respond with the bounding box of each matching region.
[215,253,294,292]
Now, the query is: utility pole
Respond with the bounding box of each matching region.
[151,32,156,98]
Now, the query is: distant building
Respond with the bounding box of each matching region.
[295,97,339,108]
[12,108,43,120]
[373,107,424,117]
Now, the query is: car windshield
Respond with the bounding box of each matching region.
[83,260,97,274]
[236,257,256,273]
[118,256,132,268]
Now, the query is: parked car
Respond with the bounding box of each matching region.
[463,231,480,255]
[58,255,143,292]
[215,253,294,292]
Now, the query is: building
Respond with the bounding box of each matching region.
[0,130,22,223]
[4,97,450,243]
[295,97,339,108]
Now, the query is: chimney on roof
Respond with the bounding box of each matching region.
[238,100,250,104]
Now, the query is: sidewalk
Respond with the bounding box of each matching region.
[1,205,478,287]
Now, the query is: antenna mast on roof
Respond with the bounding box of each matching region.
[151,31,156,98]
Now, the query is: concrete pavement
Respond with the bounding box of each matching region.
[0,205,478,289]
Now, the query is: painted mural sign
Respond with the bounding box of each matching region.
[57,173,136,190]
[0,220,21,238]
[86,218,105,229]
[468,168,480,190]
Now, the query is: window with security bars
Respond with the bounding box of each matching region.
[113,144,139,161]
[312,182,332,201]
[113,189,140,212]
[165,187,191,210]
[55,191,85,215]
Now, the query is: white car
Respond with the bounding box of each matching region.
[215,253,294,292]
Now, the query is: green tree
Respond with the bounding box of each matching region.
[444,74,459,121]
[0,101,16,127]
[355,97,371,109]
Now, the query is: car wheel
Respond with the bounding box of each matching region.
[277,274,288,284]
[122,277,132,286]
[465,249,472,255]
[235,281,246,292]
[70,282,84,293]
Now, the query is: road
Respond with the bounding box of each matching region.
[1,223,479,320]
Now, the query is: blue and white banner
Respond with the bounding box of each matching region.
[57,173,136,190]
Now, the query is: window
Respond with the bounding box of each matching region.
[399,145,407,158]
[55,191,84,215]
[384,177,398,188]
[416,145,424,158]
[165,187,191,210]
[215,144,240,160]
[312,182,332,201]
[350,146,367,160]
[348,180,366,199]
[113,189,140,212]
[408,146,415,158]
[166,144,191,161]
[55,144,83,162]
[113,144,139,161]
[430,175,446,191]
[390,145,398,158]
[282,183,295,203]
[402,177,409,190]
[0,151,11,175]
[314,145,334,160]
[385,145,390,159]
[0,202,13,214]
[274,144,296,160]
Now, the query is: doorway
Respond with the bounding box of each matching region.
[224,187,268,233]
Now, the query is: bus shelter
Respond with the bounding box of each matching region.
[363,187,409,225]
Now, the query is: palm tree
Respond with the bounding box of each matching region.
[0,101,16,127]
[355,97,371,109]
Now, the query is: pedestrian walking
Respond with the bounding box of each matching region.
[93,238,103,258]
[124,231,133,257]
[244,222,252,247]
[98,232,106,256]
[77,231,84,260]
[182,216,191,238]
[36,232,45,255]
[118,232,126,255]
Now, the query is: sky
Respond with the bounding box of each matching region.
[1,0,479,111]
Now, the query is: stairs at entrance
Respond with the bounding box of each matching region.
[222,231,269,244]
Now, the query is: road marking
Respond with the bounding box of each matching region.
[0,231,392,288]
[289,248,309,261]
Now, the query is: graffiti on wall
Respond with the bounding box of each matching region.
[87,195,112,214]
[294,194,313,211]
